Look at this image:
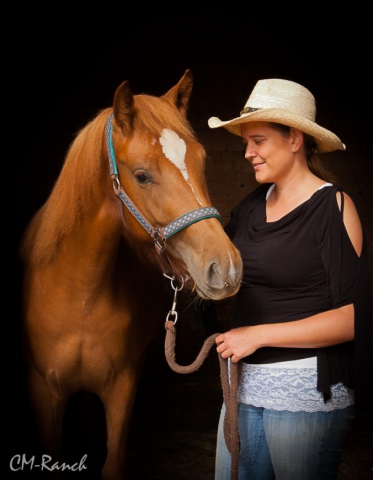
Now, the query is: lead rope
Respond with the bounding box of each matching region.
[163,276,240,480]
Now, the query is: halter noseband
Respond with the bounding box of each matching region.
[105,114,222,254]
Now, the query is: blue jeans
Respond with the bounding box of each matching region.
[215,402,355,480]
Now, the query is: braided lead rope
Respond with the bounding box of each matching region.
[164,323,240,480]
[218,356,240,480]
[164,322,218,374]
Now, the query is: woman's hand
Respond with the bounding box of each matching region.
[216,326,261,363]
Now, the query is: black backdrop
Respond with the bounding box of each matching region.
[9,10,371,477]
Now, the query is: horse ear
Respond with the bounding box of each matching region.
[162,69,193,117]
[113,80,134,134]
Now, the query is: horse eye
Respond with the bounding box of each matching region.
[134,170,151,184]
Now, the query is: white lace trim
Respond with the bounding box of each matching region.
[237,362,354,413]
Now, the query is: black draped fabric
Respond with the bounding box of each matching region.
[225,183,373,408]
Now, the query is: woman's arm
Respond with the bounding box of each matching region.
[216,303,354,362]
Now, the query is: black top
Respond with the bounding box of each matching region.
[225,183,373,408]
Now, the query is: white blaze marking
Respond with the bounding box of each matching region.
[159,128,203,205]
[159,129,188,181]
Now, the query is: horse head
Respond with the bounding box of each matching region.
[108,69,243,300]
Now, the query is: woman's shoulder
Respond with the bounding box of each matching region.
[315,184,363,256]
[317,183,359,219]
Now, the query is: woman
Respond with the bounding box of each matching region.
[208,79,372,480]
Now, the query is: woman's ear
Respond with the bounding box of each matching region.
[290,128,304,152]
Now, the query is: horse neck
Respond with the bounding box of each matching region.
[73,197,125,266]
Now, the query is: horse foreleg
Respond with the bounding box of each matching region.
[100,371,139,480]
[27,367,68,461]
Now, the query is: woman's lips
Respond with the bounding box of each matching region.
[252,162,265,170]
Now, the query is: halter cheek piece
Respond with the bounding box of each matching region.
[105,113,222,254]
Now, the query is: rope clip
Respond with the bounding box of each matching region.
[164,274,184,325]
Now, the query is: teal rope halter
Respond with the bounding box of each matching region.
[105,113,222,253]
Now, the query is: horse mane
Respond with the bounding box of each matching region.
[20,93,197,266]
[20,108,111,266]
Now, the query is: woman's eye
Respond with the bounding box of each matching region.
[134,170,151,184]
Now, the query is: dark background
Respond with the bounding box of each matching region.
[9,10,372,479]
[14,12,371,240]
[14,11,370,237]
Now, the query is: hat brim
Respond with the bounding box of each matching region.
[208,108,345,154]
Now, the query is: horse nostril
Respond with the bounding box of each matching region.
[207,262,227,289]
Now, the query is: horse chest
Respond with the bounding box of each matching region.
[41,333,128,392]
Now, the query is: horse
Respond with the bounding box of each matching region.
[20,69,243,479]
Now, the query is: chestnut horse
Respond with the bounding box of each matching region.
[20,70,243,479]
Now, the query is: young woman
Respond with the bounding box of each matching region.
[208,79,372,480]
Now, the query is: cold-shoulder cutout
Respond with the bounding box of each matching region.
[336,191,363,257]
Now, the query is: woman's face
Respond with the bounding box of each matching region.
[241,122,298,184]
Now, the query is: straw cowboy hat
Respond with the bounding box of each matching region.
[208,79,345,153]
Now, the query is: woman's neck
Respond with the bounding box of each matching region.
[266,172,327,222]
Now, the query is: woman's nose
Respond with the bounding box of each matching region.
[244,146,256,162]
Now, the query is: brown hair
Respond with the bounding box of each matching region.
[269,123,335,183]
